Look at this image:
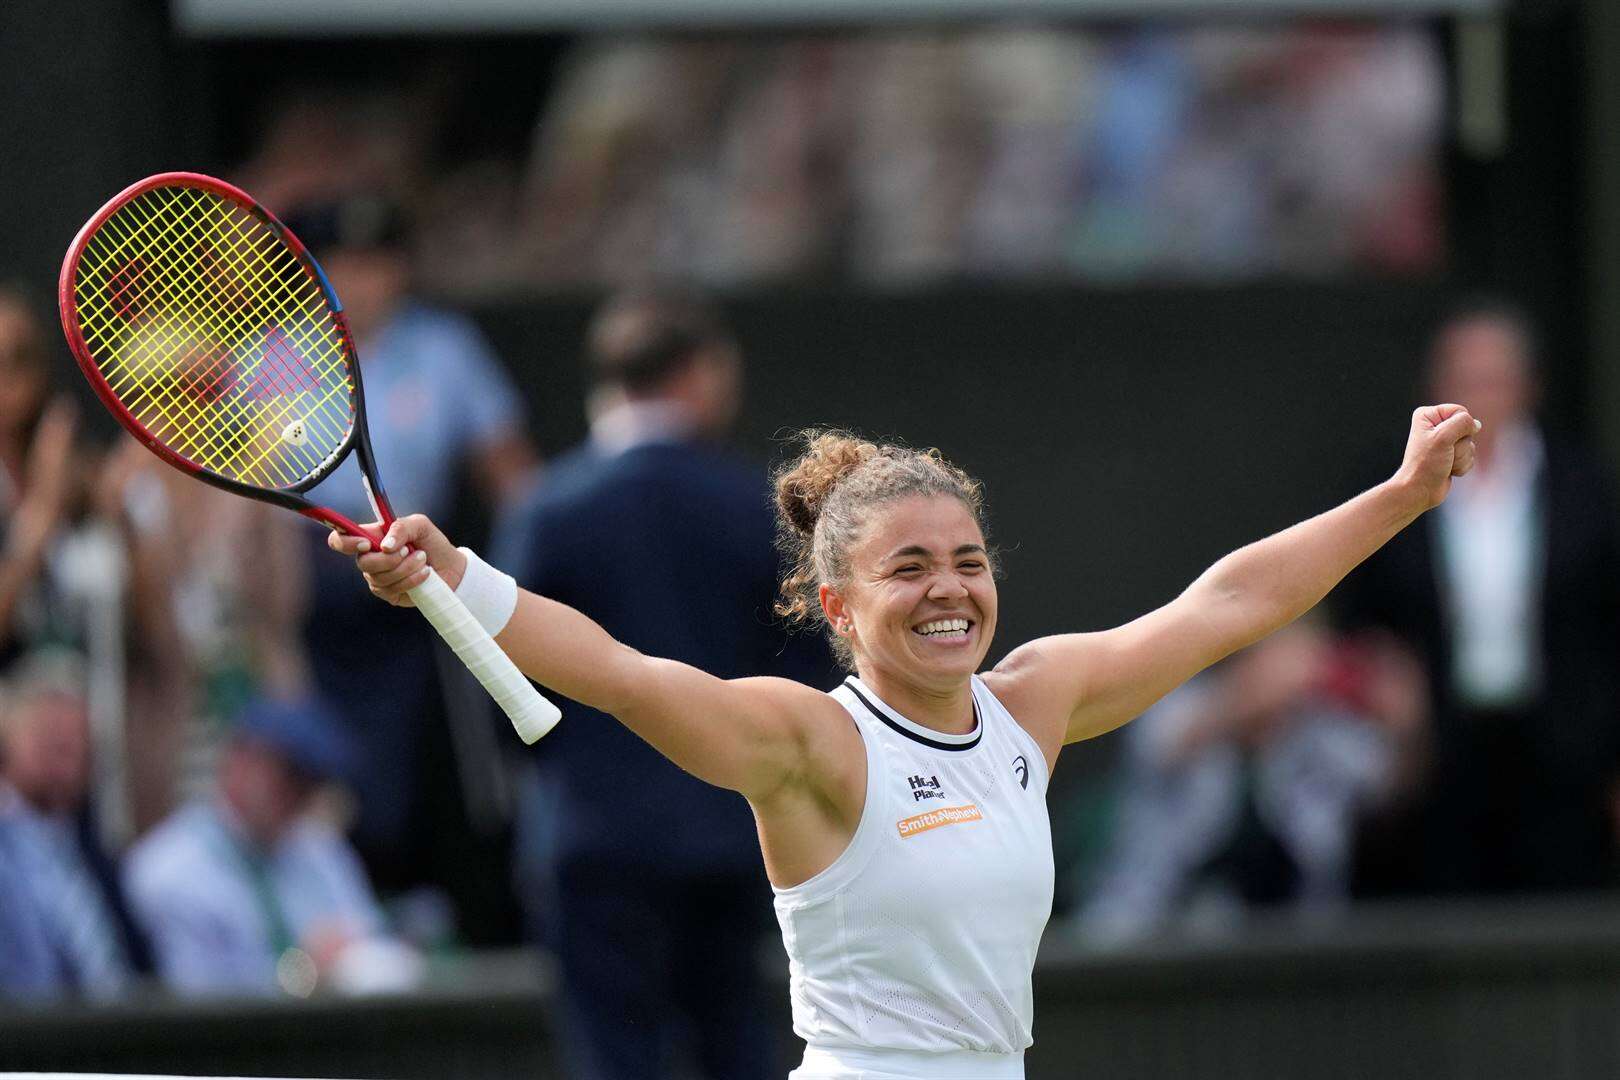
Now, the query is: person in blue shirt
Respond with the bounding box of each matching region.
[280,197,539,939]
[494,288,837,1080]
[123,694,407,996]
[0,650,150,1001]
[0,823,62,999]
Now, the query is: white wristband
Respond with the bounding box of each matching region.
[453,547,519,637]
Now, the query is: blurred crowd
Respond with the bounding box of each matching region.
[3,18,1617,1080]
[236,22,1444,298]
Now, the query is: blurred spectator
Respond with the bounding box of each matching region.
[96,450,312,826]
[284,196,538,516]
[1338,301,1620,894]
[1078,623,1425,943]
[494,288,835,1080]
[0,288,81,668]
[0,288,194,841]
[844,32,984,284]
[0,650,151,999]
[236,89,432,217]
[123,695,415,997]
[281,195,539,940]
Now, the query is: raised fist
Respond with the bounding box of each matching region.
[1396,404,1480,511]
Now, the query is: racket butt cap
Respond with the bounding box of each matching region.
[510,701,562,745]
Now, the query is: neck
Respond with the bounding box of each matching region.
[1,777,54,818]
[589,397,697,453]
[1471,420,1536,477]
[854,667,977,735]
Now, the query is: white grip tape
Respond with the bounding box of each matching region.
[408,568,560,744]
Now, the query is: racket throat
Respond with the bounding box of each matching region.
[361,473,393,529]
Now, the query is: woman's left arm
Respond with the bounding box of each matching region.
[994,404,1480,752]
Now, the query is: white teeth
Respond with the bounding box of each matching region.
[914,618,970,637]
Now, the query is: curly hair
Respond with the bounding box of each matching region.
[773,429,988,669]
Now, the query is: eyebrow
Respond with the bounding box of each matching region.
[883,543,989,562]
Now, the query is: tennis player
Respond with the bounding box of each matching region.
[331,403,1479,1080]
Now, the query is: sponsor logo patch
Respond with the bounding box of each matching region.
[896,804,983,838]
[908,773,945,801]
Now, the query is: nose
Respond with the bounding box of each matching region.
[928,572,969,600]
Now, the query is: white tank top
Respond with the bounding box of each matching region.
[773,674,1054,1077]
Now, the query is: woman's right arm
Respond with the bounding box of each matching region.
[330,515,847,804]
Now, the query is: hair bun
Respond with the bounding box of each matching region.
[774,430,878,537]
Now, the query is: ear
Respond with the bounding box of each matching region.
[819,582,851,636]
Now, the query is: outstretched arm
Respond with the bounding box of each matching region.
[328,521,845,803]
[995,405,1480,752]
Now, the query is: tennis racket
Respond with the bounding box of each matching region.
[58,172,560,744]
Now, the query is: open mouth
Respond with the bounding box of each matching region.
[912,617,973,641]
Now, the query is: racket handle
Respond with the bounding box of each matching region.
[407,567,561,744]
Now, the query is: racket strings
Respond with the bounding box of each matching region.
[80,196,282,451]
[87,191,341,462]
[84,189,351,483]
[81,193,346,486]
[72,185,356,489]
[83,202,302,472]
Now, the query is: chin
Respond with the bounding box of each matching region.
[909,645,988,680]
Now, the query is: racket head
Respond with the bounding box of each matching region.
[59,172,387,534]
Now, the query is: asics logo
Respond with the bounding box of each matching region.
[1013,755,1029,790]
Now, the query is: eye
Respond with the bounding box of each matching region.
[958,559,985,573]
[894,564,924,577]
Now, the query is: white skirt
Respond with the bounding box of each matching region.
[789,1044,1025,1079]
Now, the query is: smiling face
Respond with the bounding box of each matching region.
[821,494,997,691]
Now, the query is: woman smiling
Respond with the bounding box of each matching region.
[330,405,1480,1080]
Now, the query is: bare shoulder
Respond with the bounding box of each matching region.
[988,599,1231,750]
[731,673,851,733]
[798,681,866,803]
[984,637,1089,771]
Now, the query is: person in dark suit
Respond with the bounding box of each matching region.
[1339,300,1620,894]
[494,288,835,1080]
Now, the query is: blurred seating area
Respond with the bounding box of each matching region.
[231,22,1445,298]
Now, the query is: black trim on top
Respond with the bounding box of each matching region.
[844,678,982,753]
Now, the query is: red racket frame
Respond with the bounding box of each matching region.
[59,172,396,543]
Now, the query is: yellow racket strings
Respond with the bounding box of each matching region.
[73,186,356,489]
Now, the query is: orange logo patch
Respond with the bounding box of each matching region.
[897,804,983,838]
